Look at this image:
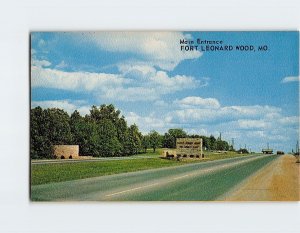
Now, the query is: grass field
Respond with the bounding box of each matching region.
[31,150,256,185]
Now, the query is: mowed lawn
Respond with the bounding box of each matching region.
[31,151,252,185]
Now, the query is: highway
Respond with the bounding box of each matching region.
[31,154,278,201]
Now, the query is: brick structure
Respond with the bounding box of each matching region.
[163,138,203,159]
[53,145,79,159]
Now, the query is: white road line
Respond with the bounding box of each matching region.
[105,182,160,197]
[173,174,190,180]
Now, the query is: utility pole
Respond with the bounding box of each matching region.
[231,138,234,150]
[296,140,300,163]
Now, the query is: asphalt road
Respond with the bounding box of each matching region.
[31,154,278,201]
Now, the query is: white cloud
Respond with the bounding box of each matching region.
[31,65,127,91]
[32,59,51,67]
[82,32,202,71]
[170,105,281,123]
[55,60,68,69]
[32,61,204,102]
[125,111,172,134]
[237,119,270,129]
[118,63,156,77]
[153,100,168,107]
[175,96,220,109]
[278,116,299,126]
[31,100,90,116]
[103,87,158,101]
[150,71,203,91]
[281,76,300,83]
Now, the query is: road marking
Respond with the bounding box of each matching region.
[105,182,161,197]
[173,174,190,180]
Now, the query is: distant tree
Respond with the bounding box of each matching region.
[209,135,217,150]
[201,136,210,150]
[163,128,187,148]
[43,108,72,145]
[97,119,121,157]
[216,140,230,151]
[141,135,150,153]
[149,130,161,152]
[32,104,234,159]
[70,110,84,149]
[237,148,249,154]
[70,111,100,156]
[127,124,142,155]
[30,107,72,159]
[116,116,129,155]
[30,107,53,159]
[89,104,121,123]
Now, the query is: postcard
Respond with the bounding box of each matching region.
[30,31,299,201]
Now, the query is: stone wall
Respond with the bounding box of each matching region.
[53,145,79,159]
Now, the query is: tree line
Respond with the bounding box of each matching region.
[30,104,232,159]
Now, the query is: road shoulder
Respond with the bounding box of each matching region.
[219,154,300,201]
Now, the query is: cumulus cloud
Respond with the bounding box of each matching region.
[170,105,281,124]
[55,60,68,69]
[237,119,270,129]
[80,32,202,71]
[31,65,128,91]
[31,61,205,102]
[281,76,300,83]
[125,111,173,134]
[175,96,220,109]
[31,100,90,115]
[278,116,299,126]
[156,96,297,151]
[32,59,51,67]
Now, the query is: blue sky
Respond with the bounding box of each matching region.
[31,31,299,152]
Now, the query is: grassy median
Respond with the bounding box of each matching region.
[31,151,253,185]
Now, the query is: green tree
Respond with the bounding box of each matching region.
[149,130,161,152]
[97,119,122,157]
[237,148,249,154]
[163,128,187,148]
[127,124,142,155]
[43,108,72,145]
[90,104,121,123]
[215,140,230,151]
[141,135,150,153]
[116,116,130,155]
[70,111,100,156]
[30,107,53,159]
[209,135,217,150]
[30,107,72,159]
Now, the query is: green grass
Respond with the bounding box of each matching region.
[203,151,251,160]
[31,151,256,185]
[31,157,179,185]
[131,148,162,157]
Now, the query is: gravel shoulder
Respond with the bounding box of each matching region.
[220,154,300,201]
